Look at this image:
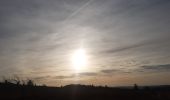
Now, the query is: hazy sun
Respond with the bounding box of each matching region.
[71,48,87,71]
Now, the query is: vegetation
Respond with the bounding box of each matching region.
[0,78,170,100]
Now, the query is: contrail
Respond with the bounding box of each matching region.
[63,0,94,23]
[54,0,94,40]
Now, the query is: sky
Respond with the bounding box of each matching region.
[0,0,170,86]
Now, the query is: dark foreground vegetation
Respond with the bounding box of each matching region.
[0,79,170,100]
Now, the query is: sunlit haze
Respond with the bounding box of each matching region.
[0,0,170,86]
[71,48,88,72]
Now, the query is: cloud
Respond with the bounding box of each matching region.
[77,72,97,76]
[100,69,131,74]
[33,76,51,80]
[54,75,75,79]
[54,72,97,79]
[139,64,170,72]
[100,64,170,75]
[101,69,121,73]
[100,42,148,55]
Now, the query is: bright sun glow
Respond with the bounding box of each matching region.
[71,49,87,71]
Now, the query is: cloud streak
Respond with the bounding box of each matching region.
[54,72,97,79]
[139,64,170,72]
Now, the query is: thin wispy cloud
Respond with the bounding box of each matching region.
[139,64,170,72]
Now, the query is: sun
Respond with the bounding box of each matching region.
[71,48,87,71]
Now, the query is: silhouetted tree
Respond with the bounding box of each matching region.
[134,83,139,91]
[22,80,26,86]
[27,80,34,86]
[3,77,11,84]
[12,76,21,85]
[105,85,108,88]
